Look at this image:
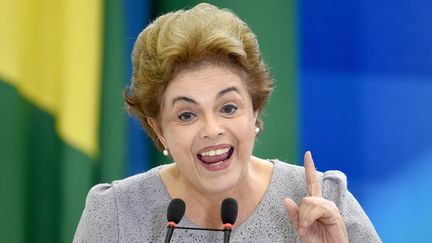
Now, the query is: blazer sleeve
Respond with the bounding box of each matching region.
[322,170,382,243]
[73,183,119,243]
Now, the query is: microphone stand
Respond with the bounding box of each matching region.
[175,226,224,232]
[164,222,177,243]
[223,223,233,243]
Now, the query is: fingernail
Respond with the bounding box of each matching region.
[303,220,308,227]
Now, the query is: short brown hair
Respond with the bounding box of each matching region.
[124,3,273,150]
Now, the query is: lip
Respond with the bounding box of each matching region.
[196,144,234,172]
[200,157,232,171]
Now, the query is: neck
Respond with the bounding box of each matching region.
[161,156,273,229]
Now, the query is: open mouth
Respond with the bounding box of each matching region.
[197,146,234,166]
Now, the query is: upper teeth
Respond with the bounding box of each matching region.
[200,148,230,157]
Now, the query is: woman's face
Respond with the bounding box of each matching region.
[153,64,258,194]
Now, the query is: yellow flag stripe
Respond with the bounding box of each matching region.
[0,0,20,85]
[0,0,102,158]
[58,0,102,158]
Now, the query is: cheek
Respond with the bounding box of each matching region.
[163,124,197,150]
[231,117,256,142]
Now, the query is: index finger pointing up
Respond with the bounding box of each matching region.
[304,151,321,197]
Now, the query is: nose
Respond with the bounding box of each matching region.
[200,115,225,139]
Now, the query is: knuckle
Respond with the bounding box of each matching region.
[300,197,310,205]
[328,201,340,212]
[300,196,315,206]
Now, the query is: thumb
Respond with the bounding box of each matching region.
[284,197,300,229]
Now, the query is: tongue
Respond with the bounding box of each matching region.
[199,152,229,164]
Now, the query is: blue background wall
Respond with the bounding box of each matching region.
[298,0,432,241]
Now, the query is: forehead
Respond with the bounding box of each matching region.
[163,64,248,102]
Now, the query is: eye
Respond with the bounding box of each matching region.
[177,112,195,122]
[221,104,238,115]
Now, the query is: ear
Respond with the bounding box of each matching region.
[147,117,166,147]
[253,110,259,122]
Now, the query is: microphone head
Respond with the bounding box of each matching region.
[221,198,238,225]
[167,198,186,224]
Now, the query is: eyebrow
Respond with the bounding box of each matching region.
[216,86,240,99]
[172,96,197,106]
[171,86,240,106]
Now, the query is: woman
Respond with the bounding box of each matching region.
[74,3,380,242]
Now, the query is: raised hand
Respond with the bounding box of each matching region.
[284,151,348,243]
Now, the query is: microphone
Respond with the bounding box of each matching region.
[221,198,238,243]
[165,198,186,243]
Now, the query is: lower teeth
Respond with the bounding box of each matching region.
[209,161,223,166]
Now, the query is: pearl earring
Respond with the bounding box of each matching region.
[255,127,260,135]
[163,149,169,156]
